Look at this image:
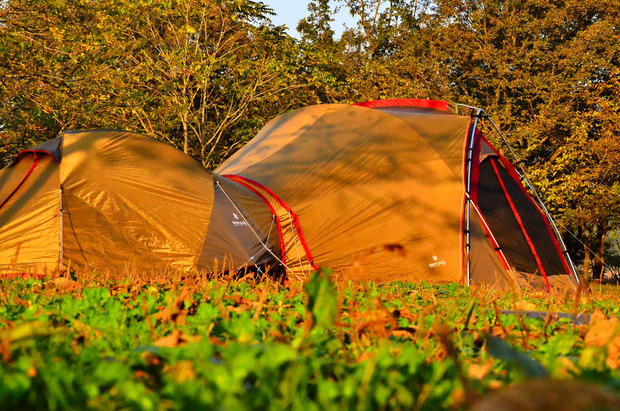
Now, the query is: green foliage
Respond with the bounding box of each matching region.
[0,0,302,167]
[0,275,619,409]
[305,269,338,331]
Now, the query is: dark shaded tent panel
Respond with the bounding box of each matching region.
[471,137,573,289]
[222,173,317,280]
[198,174,279,273]
[0,130,277,276]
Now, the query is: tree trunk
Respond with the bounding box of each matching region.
[583,244,591,280]
[182,116,189,154]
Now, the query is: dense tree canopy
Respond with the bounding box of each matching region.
[1,0,619,275]
[0,0,300,167]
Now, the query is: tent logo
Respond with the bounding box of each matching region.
[429,255,446,268]
[231,212,248,227]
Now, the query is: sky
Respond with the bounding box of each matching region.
[261,0,356,38]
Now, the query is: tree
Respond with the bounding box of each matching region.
[0,0,124,165]
[296,0,345,103]
[117,0,302,167]
[297,0,433,104]
[0,0,301,167]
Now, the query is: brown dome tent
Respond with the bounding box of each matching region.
[0,130,278,276]
[216,99,579,290]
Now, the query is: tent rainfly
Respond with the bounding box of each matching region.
[0,130,278,276]
[215,99,579,290]
[0,100,579,290]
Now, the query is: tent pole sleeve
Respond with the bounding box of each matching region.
[464,110,482,285]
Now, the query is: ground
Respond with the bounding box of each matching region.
[0,271,619,409]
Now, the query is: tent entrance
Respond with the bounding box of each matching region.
[463,117,578,289]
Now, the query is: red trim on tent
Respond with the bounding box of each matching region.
[223,174,319,271]
[353,98,450,112]
[479,134,572,277]
[470,130,482,203]
[10,149,60,167]
[0,155,43,211]
[460,206,465,285]
[490,159,550,290]
[221,177,287,267]
[15,149,58,160]
[464,125,513,278]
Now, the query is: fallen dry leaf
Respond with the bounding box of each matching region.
[391,329,416,339]
[354,310,397,340]
[590,309,608,324]
[467,359,494,380]
[490,326,507,338]
[154,330,186,347]
[514,300,537,311]
[141,352,163,367]
[134,370,149,380]
[27,366,37,378]
[165,360,196,383]
[554,356,579,378]
[357,352,374,363]
[45,277,81,292]
[605,335,620,370]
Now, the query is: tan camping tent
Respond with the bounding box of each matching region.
[0,130,277,275]
[216,99,579,290]
[1,100,579,290]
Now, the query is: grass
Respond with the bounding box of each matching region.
[0,270,619,410]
